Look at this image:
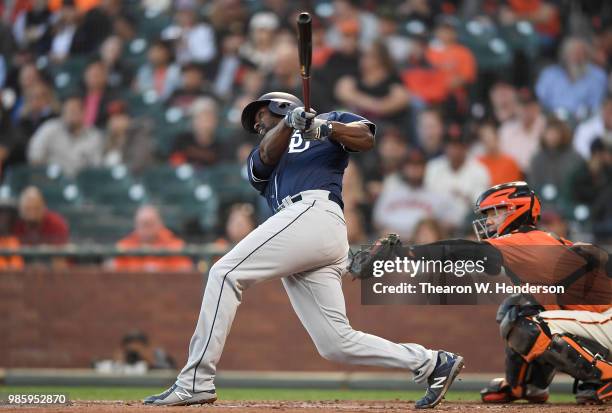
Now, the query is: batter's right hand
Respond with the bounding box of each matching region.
[284,107,317,131]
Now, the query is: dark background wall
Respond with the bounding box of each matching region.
[0,270,505,372]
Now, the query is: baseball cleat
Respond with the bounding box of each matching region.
[143,383,217,406]
[481,378,548,404]
[575,380,612,405]
[415,351,464,409]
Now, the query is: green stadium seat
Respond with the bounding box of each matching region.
[46,56,90,98]
[76,166,134,198]
[3,164,80,208]
[459,19,512,71]
[200,163,258,205]
[136,10,173,38]
[143,165,219,232]
[499,21,539,60]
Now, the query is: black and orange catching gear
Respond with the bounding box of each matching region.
[473,181,541,241]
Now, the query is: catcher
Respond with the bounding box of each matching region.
[350,181,611,404]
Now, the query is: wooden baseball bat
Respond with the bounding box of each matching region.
[297,12,312,112]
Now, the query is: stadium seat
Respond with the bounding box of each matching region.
[142,165,219,233]
[200,163,258,205]
[499,21,539,60]
[458,19,512,71]
[46,56,90,98]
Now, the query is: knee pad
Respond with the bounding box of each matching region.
[505,317,552,362]
[540,334,612,382]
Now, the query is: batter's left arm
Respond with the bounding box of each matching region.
[329,121,375,152]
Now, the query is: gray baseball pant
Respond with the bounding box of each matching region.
[175,190,436,392]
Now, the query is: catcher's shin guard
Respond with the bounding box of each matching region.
[481,347,552,404]
[539,334,612,383]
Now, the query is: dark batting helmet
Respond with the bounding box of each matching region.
[241,92,303,133]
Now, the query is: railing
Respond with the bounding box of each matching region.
[0,244,229,259]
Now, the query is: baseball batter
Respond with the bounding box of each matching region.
[144,92,463,409]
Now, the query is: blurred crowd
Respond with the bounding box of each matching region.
[0,0,612,270]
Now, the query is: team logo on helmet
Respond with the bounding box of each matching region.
[473,181,541,240]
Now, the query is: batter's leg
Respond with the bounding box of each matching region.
[282,264,437,383]
[173,200,348,393]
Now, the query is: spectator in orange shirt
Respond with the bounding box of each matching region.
[113,205,193,272]
[425,16,476,115]
[476,120,522,185]
[0,198,24,271]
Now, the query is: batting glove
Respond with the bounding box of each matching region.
[303,119,332,141]
[284,107,316,131]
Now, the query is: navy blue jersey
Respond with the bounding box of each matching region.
[247,111,375,213]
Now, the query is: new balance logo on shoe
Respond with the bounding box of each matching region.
[175,389,192,400]
[431,376,447,389]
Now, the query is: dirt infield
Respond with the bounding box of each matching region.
[3,400,608,413]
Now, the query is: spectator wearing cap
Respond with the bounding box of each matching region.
[528,116,584,207]
[0,197,24,271]
[535,37,607,119]
[424,130,490,222]
[568,138,612,207]
[28,95,103,177]
[134,39,182,100]
[102,100,154,174]
[238,12,280,74]
[425,16,476,114]
[374,148,462,239]
[166,63,214,111]
[167,0,216,64]
[573,94,612,159]
[335,40,411,129]
[401,34,450,106]
[170,97,223,168]
[378,8,412,65]
[498,88,546,173]
[13,186,69,245]
[321,19,361,94]
[81,60,118,128]
[326,0,379,49]
[360,127,409,200]
[312,18,334,69]
[112,205,193,272]
[476,120,522,185]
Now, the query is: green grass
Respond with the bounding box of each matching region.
[0,386,576,403]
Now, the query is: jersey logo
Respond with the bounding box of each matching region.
[288,132,311,153]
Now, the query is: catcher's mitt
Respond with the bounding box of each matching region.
[347,233,404,279]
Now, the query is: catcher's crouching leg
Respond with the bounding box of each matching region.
[539,334,612,405]
[481,347,553,403]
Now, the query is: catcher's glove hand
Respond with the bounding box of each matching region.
[347,233,403,279]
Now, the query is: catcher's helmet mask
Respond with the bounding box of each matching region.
[473,181,540,241]
[241,92,304,133]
